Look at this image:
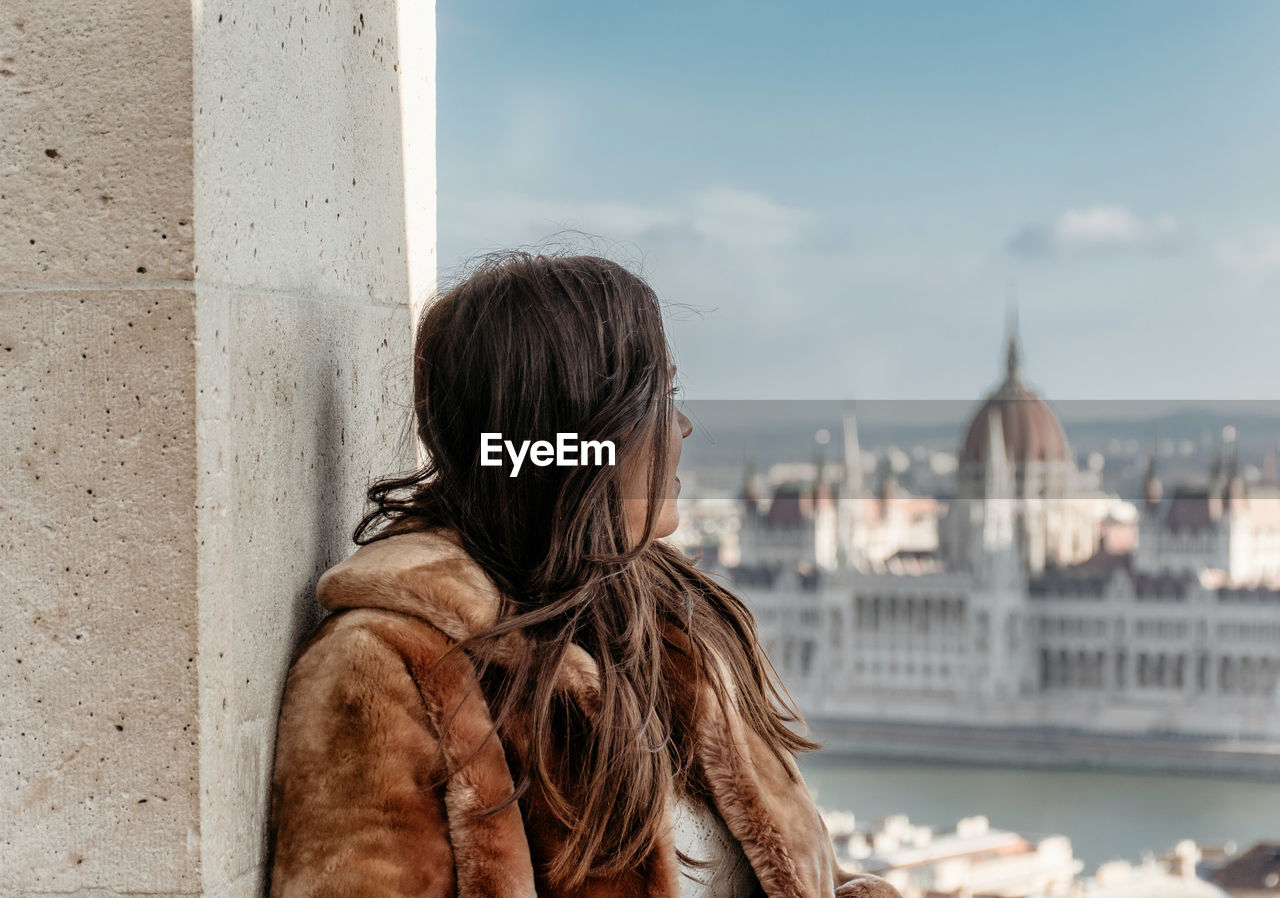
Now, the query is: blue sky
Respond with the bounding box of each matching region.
[438,1,1280,402]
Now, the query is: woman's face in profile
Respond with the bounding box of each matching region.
[623,371,693,544]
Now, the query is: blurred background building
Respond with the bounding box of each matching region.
[682,318,1280,762]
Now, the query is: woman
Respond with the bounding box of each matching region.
[266,252,899,898]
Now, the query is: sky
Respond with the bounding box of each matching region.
[437,1,1280,403]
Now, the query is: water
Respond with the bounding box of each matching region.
[798,754,1280,873]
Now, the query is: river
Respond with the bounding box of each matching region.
[798,755,1280,872]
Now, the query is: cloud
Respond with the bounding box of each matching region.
[440,185,997,398]
[446,185,817,255]
[441,186,831,340]
[1213,228,1280,275]
[1007,205,1181,259]
[685,186,815,248]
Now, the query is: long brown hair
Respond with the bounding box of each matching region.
[355,251,817,888]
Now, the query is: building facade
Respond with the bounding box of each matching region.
[731,326,1280,742]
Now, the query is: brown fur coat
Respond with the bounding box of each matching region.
[266,529,900,898]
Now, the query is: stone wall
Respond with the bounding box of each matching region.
[0,2,435,895]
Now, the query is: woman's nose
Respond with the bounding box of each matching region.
[678,409,693,439]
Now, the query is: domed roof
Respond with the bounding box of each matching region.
[765,482,812,526]
[959,315,1069,465]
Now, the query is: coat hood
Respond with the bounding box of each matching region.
[315,528,603,712]
[310,527,895,898]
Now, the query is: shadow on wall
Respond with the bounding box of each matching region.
[192,1,426,895]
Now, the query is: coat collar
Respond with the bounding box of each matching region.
[315,527,865,898]
[316,528,603,713]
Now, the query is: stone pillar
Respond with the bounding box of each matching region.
[0,1,434,895]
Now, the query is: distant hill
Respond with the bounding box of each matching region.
[678,398,1280,475]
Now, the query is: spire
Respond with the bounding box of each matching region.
[842,400,863,499]
[812,437,830,502]
[1004,298,1021,383]
[1225,426,1239,480]
[876,455,897,506]
[839,400,863,571]
[982,406,1015,561]
[985,406,1008,495]
[1224,426,1244,511]
[741,450,761,512]
[1212,425,1236,489]
[1144,438,1163,512]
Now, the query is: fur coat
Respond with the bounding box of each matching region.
[266,529,900,898]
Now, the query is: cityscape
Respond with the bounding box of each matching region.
[671,318,1280,897]
[439,5,1280,895]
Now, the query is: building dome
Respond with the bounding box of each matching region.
[765,482,812,526]
[959,316,1069,465]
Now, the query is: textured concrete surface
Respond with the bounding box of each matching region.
[0,288,201,890]
[195,289,413,893]
[2,0,433,893]
[0,0,194,285]
[193,0,421,304]
[192,1,430,893]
